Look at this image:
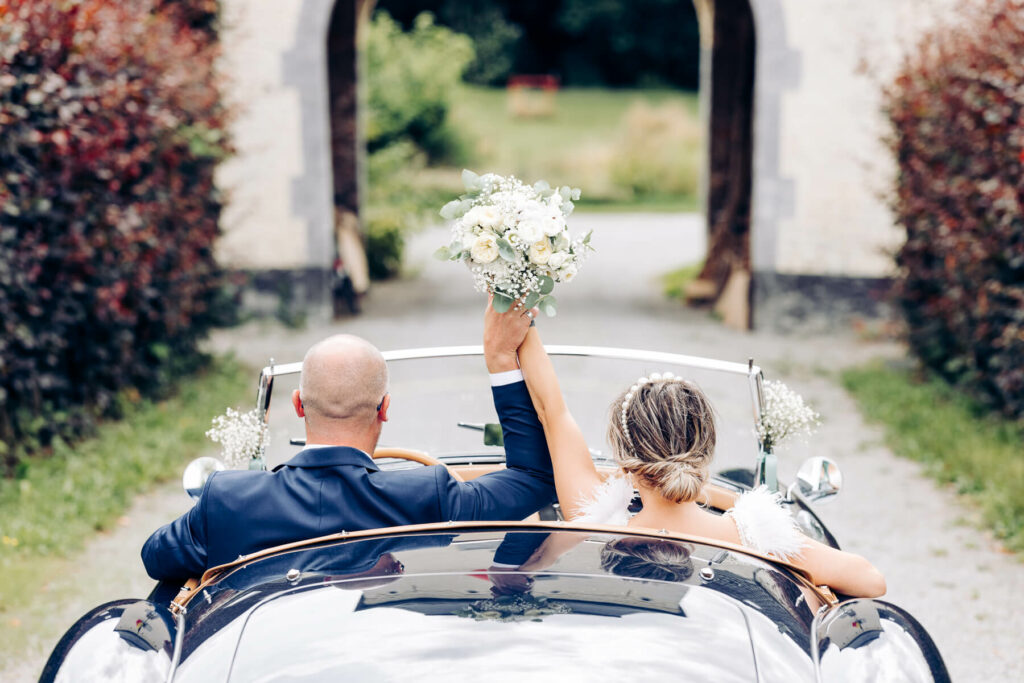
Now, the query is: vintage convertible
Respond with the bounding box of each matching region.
[41,346,950,682]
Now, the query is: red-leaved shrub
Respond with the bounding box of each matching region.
[0,0,231,471]
[884,0,1024,419]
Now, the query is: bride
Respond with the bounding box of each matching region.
[503,307,886,598]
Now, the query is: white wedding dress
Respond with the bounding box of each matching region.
[573,474,807,561]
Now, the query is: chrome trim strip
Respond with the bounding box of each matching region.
[258,345,760,381]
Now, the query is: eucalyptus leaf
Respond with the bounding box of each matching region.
[462,169,482,190]
[492,293,514,313]
[583,230,593,246]
[433,246,451,261]
[496,238,515,262]
[570,187,582,200]
[523,291,540,309]
[538,295,558,317]
[562,200,575,217]
[441,198,474,220]
[538,275,555,295]
[559,186,572,200]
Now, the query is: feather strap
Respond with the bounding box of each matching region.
[572,473,634,526]
[725,485,807,561]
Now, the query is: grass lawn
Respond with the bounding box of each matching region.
[0,357,251,615]
[441,85,701,212]
[842,362,1024,553]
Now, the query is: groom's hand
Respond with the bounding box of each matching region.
[484,295,537,373]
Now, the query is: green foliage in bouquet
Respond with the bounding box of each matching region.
[0,0,231,473]
[883,0,1024,419]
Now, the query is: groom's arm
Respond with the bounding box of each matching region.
[140,478,212,581]
[437,376,555,521]
[436,300,554,521]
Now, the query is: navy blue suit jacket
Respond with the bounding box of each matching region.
[141,380,554,581]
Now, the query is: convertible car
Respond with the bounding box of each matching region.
[41,346,950,682]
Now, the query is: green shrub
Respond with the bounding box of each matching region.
[364,11,474,162]
[883,0,1024,419]
[0,0,230,473]
[365,211,407,280]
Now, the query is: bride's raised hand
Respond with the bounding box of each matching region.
[483,294,537,373]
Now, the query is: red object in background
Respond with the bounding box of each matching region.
[506,75,560,118]
[506,74,560,91]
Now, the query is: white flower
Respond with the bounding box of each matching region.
[515,218,544,244]
[559,264,578,282]
[461,230,479,251]
[756,380,819,452]
[541,204,566,236]
[470,233,500,263]
[207,407,268,469]
[529,240,552,265]
[463,204,503,230]
[547,252,567,269]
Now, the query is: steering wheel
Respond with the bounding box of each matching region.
[372,447,465,482]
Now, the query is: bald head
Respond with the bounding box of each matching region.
[298,335,388,425]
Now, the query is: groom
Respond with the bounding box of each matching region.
[142,305,551,582]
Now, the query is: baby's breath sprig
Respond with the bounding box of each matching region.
[206,407,268,469]
[756,380,820,453]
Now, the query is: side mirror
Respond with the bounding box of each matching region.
[182,456,226,499]
[789,456,842,504]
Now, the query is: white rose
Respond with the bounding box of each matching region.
[462,206,488,228]
[477,205,503,230]
[542,210,565,236]
[529,240,552,265]
[547,252,567,269]
[559,264,578,282]
[515,219,544,244]
[470,233,500,264]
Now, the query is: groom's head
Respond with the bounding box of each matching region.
[292,335,390,442]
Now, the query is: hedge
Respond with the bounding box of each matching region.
[0,0,230,473]
[884,0,1024,419]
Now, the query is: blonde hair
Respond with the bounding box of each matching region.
[607,376,716,503]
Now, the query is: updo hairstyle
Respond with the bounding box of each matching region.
[607,374,716,504]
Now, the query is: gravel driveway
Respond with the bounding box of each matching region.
[9,213,1021,681]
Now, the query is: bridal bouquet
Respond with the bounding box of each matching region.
[756,380,820,453]
[435,170,593,316]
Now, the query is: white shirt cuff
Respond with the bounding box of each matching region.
[489,369,524,387]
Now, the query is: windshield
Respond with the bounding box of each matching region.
[260,348,761,476]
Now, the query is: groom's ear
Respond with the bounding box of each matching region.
[292,389,305,418]
[377,394,391,423]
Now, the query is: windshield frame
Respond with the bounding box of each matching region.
[254,344,767,454]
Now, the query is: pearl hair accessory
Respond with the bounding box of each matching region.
[619,371,679,452]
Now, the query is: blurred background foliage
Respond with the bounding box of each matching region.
[0,0,230,474]
[362,2,702,277]
[884,0,1024,421]
[377,0,700,89]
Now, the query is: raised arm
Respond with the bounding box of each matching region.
[516,326,603,519]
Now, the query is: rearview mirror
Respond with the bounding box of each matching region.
[182,456,226,499]
[789,456,842,504]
